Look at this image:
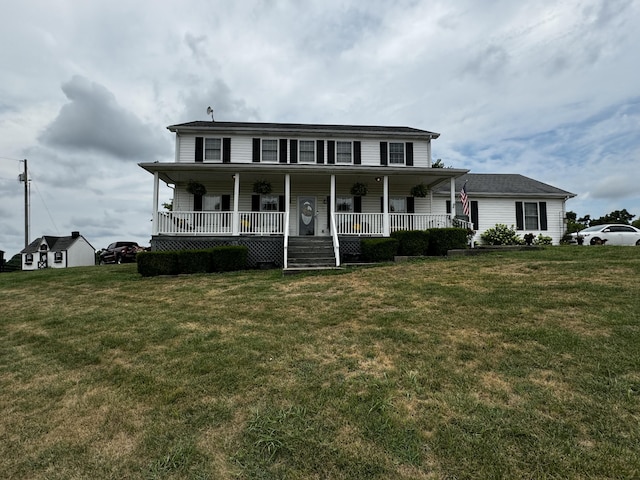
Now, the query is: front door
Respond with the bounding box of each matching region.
[298,197,315,235]
[38,252,48,269]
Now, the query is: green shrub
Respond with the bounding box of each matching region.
[360,238,399,262]
[391,230,430,256]
[480,224,524,246]
[137,251,180,277]
[426,228,469,255]
[137,246,248,277]
[534,234,553,246]
[178,249,211,274]
[210,246,248,272]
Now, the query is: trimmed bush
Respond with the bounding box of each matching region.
[391,230,430,256]
[210,246,248,272]
[361,238,399,262]
[137,251,180,277]
[137,246,248,277]
[426,228,469,256]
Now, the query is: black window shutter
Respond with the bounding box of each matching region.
[290,140,298,163]
[327,141,335,164]
[316,140,324,164]
[223,138,231,163]
[380,142,388,166]
[407,196,415,213]
[354,196,362,213]
[539,202,548,230]
[515,202,524,230]
[221,194,231,211]
[354,141,361,165]
[278,195,286,212]
[326,196,331,229]
[251,194,260,212]
[380,196,384,213]
[406,142,413,166]
[279,139,287,163]
[446,200,451,214]
[471,201,479,229]
[194,194,203,211]
[195,137,203,163]
[252,138,261,162]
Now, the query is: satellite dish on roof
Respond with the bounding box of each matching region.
[206,106,214,121]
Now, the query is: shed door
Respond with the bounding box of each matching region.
[298,197,316,236]
[38,252,48,269]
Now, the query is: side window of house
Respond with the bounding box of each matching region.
[515,201,547,230]
[204,138,221,162]
[389,143,405,165]
[25,253,33,264]
[336,197,353,212]
[261,195,279,211]
[54,252,63,263]
[299,140,315,163]
[262,139,278,162]
[336,141,352,164]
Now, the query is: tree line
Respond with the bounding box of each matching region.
[566,209,639,233]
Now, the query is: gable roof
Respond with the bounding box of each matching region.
[21,234,94,254]
[167,121,440,140]
[433,173,576,198]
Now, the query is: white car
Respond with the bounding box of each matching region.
[571,224,640,246]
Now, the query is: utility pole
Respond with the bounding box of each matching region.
[19,159,29,248]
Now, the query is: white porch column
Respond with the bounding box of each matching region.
[330,174,336,226]
[285,174,291,235]
[450,177,456,222]
[152,172,159,235]
[383,175,390,237]
[232,173,240,236]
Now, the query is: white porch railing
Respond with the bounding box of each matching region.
[334,213,471,235]
[156,211,472,236]
[157,211,285,235]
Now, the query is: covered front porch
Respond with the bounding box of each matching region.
[142,163,471,268]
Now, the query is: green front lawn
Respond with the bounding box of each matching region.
[1,247,639,479]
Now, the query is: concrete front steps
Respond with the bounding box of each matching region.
[284,236,340,273]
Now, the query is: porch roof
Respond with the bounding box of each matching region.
[139,162,469,190]
[167,121,440,140]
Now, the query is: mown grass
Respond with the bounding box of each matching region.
[1,247,639,479]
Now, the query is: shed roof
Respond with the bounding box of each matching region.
[21,234,94,254]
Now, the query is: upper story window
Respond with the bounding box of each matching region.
[336,141,352,164]
[389,142,405,164]
[262,140,278,162]
[299,140,315,163]
[204,138,222,162]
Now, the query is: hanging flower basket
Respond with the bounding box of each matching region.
[350,182,368,196]
[186,180,207,196]
[410,183,429,197]
[253,179,272,195]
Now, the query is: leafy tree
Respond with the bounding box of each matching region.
[565,211,586,234]
[633,219,640,229]
[162,199,173,211]
[432,158,445,168]
[590,209,635,226]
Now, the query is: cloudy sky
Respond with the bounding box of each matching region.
[1,0,639,257]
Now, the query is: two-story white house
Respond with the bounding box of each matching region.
[139,121,470,268]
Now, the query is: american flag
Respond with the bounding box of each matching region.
[460,182,470,217]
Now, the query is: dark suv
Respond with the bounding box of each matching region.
[99,241,144,264]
